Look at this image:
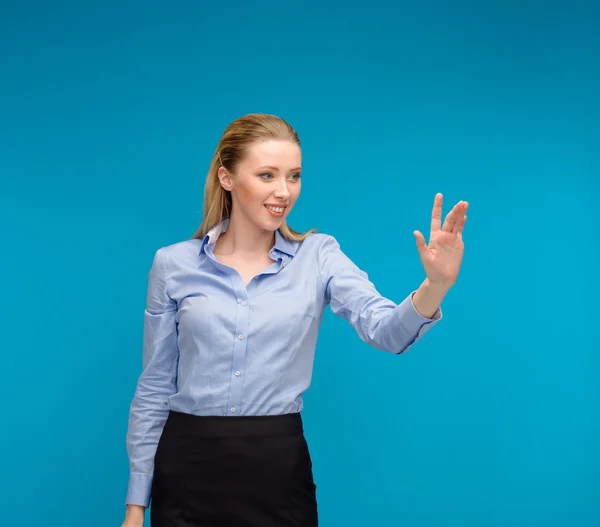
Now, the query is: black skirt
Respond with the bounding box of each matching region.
[150,410,318,527]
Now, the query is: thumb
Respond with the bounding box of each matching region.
[414,230,428,258]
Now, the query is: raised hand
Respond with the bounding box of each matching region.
[413,193,468,288]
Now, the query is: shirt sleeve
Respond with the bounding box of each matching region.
[317,235,442,354]
[125,247,179,508]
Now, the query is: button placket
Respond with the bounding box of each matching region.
[225,276,249,416]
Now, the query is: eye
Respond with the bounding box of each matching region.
[258,173,274,180]
[288,173,301,181]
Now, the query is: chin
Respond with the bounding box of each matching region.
[259,207,289,230]
[260,217,285,232]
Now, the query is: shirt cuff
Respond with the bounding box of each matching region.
[408,290,442,322]
[126,473,153,508]
[394,291,442,335]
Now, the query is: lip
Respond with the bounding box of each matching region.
[264,204,287,218]
[264,204,288,208]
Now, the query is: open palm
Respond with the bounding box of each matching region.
[414,193,468,287]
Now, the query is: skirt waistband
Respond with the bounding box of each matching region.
[165,410,304,437]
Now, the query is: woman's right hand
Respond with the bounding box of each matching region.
[121,504,145,527]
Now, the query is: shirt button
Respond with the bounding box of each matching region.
[238,334,244,340]
[235,370,241,376]
[241,300,247,306]
[230,407,236,413]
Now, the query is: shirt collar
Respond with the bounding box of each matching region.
[200,217,298,258]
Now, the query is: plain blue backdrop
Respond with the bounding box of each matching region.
[1,1,598,526]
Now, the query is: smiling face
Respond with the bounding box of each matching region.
[218,139,302,232]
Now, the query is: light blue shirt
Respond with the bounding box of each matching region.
[125,218,442,507]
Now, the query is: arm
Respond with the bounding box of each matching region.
[125,247,179,509]
[317,235,441,354]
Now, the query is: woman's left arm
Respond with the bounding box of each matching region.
[317,193,468,354]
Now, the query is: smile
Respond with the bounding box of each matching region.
[265,204,287,217]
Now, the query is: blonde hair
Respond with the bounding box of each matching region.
[191,113,315,242]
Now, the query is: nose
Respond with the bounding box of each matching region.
[273,179,290,200]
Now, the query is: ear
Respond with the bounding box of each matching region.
[217,166,234,192]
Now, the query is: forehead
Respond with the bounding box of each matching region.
[243,140,301,169]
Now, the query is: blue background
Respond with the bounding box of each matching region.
[1,1,598,526]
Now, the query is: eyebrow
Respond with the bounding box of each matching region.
[257,165,302,172]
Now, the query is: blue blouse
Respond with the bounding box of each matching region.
[125,218,442,507]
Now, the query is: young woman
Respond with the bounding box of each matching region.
[121,113,468,527]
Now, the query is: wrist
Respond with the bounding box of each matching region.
[423,277,453,295]
[125,504,146,518]
[412,278,450,319]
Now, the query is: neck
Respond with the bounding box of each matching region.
[215,209,276,257]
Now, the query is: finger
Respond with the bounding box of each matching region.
[414,230,427,247]
[431,193,443,233]
[442,201,461,232]
[457,214,467,235]
[444,201,468,233]
[413,230,429,258]
[452,202,469,234]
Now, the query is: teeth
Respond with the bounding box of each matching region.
[266,205,285,213]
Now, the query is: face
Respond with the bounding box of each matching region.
[219,139,302,232]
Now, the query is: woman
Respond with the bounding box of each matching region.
[121,113,468,527]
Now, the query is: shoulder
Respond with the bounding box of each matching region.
[151,238,203,271]
[296,232,345,264]
[299,231,363,278]
[298,232,338,249]
[303,231,344,249]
